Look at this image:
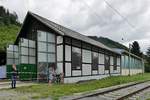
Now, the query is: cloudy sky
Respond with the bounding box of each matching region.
[0,0,150,53]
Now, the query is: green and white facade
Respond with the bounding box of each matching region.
[6,12,143,83]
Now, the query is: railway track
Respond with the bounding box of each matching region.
[75,80,150,100]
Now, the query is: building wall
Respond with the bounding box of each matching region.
[121,54,143,75]
[6,45,19,79]
[19,38,36,80]
[63,36,121,83]
[0,65,6,79]
[11,16,121,83]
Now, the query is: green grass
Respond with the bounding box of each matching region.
[12,73,150,100]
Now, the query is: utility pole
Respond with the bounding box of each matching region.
[128,43,132,76]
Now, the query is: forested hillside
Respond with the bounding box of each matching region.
[0,6,20,51]
[0,25,20,51]
[0,6,20,65]
[0,6,21,26]
[88,36,128,50]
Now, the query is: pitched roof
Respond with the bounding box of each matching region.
[19,12,120,54]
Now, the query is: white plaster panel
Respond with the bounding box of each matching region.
[57,63,63,74]
[82,64,91,75]
[64,74,109,83]
[72,70,81,76]
[99,53,104,64]
[82,49,91,63]
[98,65,104,74]
[57,45,63,61]
[65,63,71,76]
[65,45,71,61]
[92,70,98,75]
[110,56,114,65]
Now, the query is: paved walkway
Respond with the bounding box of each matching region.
[0,81,35,89]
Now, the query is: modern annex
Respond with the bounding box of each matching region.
[6,12,144,83]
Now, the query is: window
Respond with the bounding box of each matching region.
[48,44,55,53]
[82,42,91,50]
[7,45,13,51]
[117,57,120,66]
[92,52,98,70]
[99,48,105,53]
[15,59,19,65]
[72,47,81,70]
[38,42,47,52]
[57,36,63,44]
[105,55,110,70]
[65,37,71,44]
[21,56,28,64]
[7,52,13,58]
[14,46,18,52]
[21,47,28,55]
[48,33,55,43]
[19,38,36,64]
[38,53,47,62]
[72,39,81,47]
[29,57,36,64]
[92,46,98,52]
[38,31,47,42]
[48,53,55,62]
[20,38,28,47]
[14,52,19,58]
[29,48,36,56]
[110,56,114,65]
[7,59,13,65]
[113,56,117,70]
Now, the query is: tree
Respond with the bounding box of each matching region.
[131,41,142,57]
[0,6,20,26]
[145,47,150,72]
[146,47,150,64]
